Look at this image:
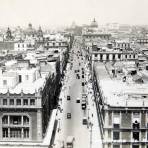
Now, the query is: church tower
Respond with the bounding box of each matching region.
[6,27,13,40]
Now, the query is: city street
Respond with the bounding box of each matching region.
[54,41,90,148]
[54,38,102,148]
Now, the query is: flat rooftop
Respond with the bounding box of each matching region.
[0,76,46,94]
[94,62,148,107]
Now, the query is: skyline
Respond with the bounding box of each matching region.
[0,0,148,28]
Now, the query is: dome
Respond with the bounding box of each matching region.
[25,23,36,36]
[90,18,98,28]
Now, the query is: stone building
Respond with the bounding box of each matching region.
[93,61,148,148]
[0,59,59,142]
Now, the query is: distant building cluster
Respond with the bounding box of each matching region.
[0,24,71,143]
[85,19,148,148]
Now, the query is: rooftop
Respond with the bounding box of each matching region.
[0,76,46,94]
[0,59,56,94]
[94,62,148,107]
[0,67,46,94]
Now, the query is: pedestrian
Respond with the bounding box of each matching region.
[92,113,93,118]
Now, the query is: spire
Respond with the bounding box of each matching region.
[90,18,98,28]
[37,26,43,37]
[6,27,13,40]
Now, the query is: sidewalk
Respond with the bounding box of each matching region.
[53,63,72,148]
[86,66,103,148]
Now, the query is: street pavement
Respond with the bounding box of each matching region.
[53,38,102,148]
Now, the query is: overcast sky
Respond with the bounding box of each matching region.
[0,0,148,28]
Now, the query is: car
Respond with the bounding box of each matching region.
[66,136,75,148]
[76,74,79,79]
[82,117,87,125]
[67,96,71,100]
[82,82,85,86]
[76,98,80,103]
[67,113,71,119]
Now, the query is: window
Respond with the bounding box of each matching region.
[113,145,120,148]
[23,99,28,105]
[133,112,140,129]
[106,54,109,60]
[113,131,120,140]
[23,116,29,125]
[3,80,7,86]
[3,99,7,105]
[114,124,120,128]
[24,128,29,138]
[30,99,35,105]
[16,99,21,105]
[2,116,8,124]
[95,54,97,57]
[10,116,21,125]
[10,99,14,105]
[118,54,121,59]
[132,145,139,148]
[100,54,103,60]
[133,132,139,141]
[10,128,21,138]
[3,128,8,138]
[113,113,120,128]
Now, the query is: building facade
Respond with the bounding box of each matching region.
[93,61,148,148]
[0,58,61,142]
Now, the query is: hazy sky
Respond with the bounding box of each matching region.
[0,0,148,28]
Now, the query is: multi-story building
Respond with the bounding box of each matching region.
[93,61,148,148]
[0,59,58,142]
[14,41,35,51]
[137,38,148,45]
[44,40,69,51]
[113,41,131,50]
[91,43,138,64]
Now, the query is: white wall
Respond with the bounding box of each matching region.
[0,74,19,89]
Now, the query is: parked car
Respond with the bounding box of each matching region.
[66,136,75,148]
[67,96,71,100]
[67,113,71,119]
[76,97,80,103]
